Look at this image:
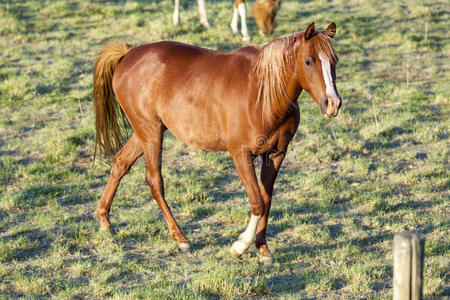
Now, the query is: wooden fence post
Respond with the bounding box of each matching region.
[393,232,425,300]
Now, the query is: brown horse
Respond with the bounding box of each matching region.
[93,22,341,263]
[252,0,281,37]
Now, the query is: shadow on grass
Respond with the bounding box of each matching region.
[8,183,97,210]
[0,228,52,263]
[277,229,393,263]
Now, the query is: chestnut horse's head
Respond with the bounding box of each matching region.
[297,22,342,118]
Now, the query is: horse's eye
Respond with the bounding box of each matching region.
[305,59,312,66]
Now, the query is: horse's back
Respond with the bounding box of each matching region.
[113,41,235,99]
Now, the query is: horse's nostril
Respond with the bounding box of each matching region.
[324,99,329,107]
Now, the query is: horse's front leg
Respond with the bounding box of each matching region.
[229,150,264,258]
[255,150,286,263]
[197,0,210,28]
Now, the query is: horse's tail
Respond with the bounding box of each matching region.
[93,41,131,159]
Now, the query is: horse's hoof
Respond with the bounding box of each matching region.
[230,240,249,258]
[200,21,211,29]
[99,225,115,234]
[99,225,110,232]
[259,254,274,264]
[230,247,241,258]
[242,35,251,42]
[178,242,192,252]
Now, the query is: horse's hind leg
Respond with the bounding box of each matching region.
[96,133,143,231]
[237,0,250,41]
[143,124,191,251]
[230,2,239,34]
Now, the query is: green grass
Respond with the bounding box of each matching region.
[1,0,449,298]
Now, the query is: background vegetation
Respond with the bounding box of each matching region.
[0,0,448,298]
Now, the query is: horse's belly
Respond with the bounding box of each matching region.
[160,106,227,151]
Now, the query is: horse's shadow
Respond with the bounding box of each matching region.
[0,226,53,263]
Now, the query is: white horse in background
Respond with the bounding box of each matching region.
[173,0,251,41]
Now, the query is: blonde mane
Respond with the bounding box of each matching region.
[254,30,337,123]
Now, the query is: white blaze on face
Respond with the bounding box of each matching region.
[318,54,339,100]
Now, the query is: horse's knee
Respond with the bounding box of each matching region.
[251,201,265,216]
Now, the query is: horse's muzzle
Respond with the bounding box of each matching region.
[321,96,342,118]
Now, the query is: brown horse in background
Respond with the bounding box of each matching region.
[93,22,341,263]
[252,0,281,37]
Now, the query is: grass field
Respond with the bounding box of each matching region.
[0,0,449,298]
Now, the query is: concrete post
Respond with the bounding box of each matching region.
[393,232,424,300]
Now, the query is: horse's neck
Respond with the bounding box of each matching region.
[249,42,302,130]
[261,68,302,130]
[284,71,302,104]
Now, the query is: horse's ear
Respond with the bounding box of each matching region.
[304,22,315,40]
[325,22,336,39]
